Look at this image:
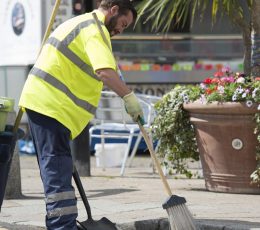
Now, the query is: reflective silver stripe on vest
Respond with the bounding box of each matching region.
[30,67,97,115]
[46,37,100,81]
[47,205,78,218]
[45,191,76,204]
[62,19,104,45]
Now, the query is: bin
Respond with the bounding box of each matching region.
[0,96,21,211]
[0,128,16,210]
[94,143,127,168]
[0,97,14,132]
[0,125,24,210]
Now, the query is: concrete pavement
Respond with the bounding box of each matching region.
[1,154,260,230]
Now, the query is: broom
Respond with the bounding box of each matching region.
[138,122,197,230]
[91,10,197,229]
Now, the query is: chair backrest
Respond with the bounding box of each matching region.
[94,91,131,125]
[135,93,161,125]
[91,91,160,127]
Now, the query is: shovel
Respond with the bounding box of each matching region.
[72,166,117,230]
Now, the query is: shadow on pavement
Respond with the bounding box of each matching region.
[86,188,139,198]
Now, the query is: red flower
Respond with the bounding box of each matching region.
[203,78,212,84]
[205,85,218,95]
[205,88,213,94]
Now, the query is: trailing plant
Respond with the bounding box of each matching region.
[152,67,260,184]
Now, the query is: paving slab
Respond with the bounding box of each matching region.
[1,154,260,230]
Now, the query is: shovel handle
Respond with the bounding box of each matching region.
[138,122,173,196]
[73,166,93,220]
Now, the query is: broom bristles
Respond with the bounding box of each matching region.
[163,195,197,230]
[166,203,197,230]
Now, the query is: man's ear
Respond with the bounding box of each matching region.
[110,5,119,16]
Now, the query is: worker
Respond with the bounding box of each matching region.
[18,0,144,229]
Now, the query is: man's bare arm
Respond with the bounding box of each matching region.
[96,68,131,97]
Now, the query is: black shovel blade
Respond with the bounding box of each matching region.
[77,217,117,230]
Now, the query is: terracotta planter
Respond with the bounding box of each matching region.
[184,101,260,194]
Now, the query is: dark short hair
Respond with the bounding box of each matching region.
[99,0,137,22]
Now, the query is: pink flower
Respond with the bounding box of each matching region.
[220,77,229,83]
[211,78,220,84]
[227,77,235,83]
[214,71,224,77]
[222,66,231,73]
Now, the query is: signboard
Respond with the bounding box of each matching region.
[129,84,174,97]
[0,0,42,66]
[120,59,243,84]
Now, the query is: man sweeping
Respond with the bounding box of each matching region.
[18,0,144,229]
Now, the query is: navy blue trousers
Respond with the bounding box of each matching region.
[26,109,78,230]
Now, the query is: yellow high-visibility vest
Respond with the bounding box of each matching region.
[19,10,116,139]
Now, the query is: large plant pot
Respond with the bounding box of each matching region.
[184,101,260,194]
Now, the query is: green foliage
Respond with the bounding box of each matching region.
[135,0,252,32]
[152,68,260,183]
[152,86,200,178]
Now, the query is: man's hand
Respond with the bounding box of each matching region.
[123,92,145,125]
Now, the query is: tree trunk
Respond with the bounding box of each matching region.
[251,0,260,77]
[227,6,251,75]
[243,27,252,75]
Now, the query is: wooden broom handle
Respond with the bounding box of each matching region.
[13,0,61,133]
[39,0,62,55]
[138,123,173,196]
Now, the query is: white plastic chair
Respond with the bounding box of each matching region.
[89,91,158,176]
[127,94,161,168]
